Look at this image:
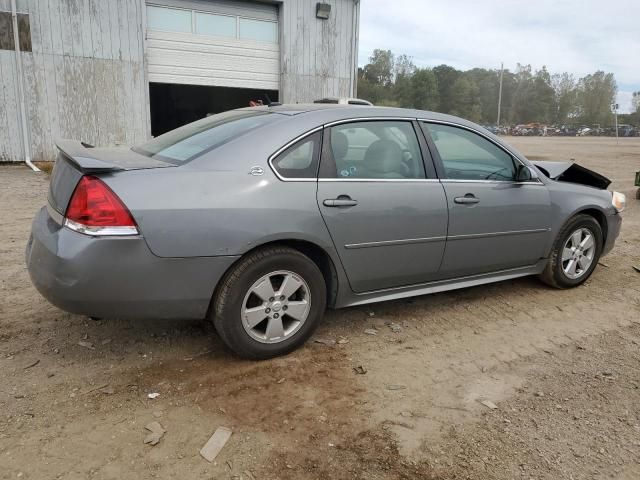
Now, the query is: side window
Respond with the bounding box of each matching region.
[271,131,321,179]
[425,123,516,181]
[320,121,425,179]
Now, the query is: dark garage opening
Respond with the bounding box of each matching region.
[149,83,279,137]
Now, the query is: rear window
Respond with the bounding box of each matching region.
[271,131,322,179]
[133,110,278,164]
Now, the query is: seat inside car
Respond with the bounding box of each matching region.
[331,130,349,160]
[330,130,349,176]
[364,140,407,178]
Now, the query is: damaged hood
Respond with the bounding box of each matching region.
[531,160,611,190]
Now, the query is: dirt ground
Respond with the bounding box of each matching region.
[1,136,639,480]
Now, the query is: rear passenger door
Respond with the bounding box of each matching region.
[316,120,449,293]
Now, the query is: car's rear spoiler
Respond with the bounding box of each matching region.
[531,160,611,190]
[55,139,125,173]
[55,139,173,173]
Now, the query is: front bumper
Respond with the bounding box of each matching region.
[602,212,622,256]
[26,206,239,320]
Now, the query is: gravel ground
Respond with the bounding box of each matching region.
[1,136,639,479]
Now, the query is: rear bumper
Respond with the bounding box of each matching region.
[26,206,239,320]
[602,212,622,256]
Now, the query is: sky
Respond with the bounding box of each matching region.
[358,0,639,113]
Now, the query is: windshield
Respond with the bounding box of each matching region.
[133,110,278,164]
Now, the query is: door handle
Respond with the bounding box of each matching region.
[323,196,358,207]
[454,194,480,205]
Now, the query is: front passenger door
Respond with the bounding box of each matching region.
[421,122,552,278]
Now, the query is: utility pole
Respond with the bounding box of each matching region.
[496,62,504,127]
[612,103,619,145]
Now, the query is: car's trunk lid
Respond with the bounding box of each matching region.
[48,139,174,215]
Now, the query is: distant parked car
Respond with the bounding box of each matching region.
[26,105,624,359]
[482,125,499,134]
[553,125,578,136]
[618,125,638,137]
[314,97,373,106]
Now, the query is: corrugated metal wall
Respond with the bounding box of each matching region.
[0,0,359,163]
[280,0,358,103]
[0,0,148,163]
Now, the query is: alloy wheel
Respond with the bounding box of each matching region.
[241,270,311,344]
[561,227,596,280]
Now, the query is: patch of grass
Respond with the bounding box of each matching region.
[33,161,54,174]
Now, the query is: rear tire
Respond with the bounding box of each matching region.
[539,214,603,289]
[212,246,326,360]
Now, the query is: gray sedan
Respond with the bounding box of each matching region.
[26,105,625,359]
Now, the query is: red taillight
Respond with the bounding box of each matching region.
[64,176,138,235]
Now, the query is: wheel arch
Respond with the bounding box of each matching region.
[539,207,607,289]
[571,207,608,245]
[544,205,609,261]
[208,239,340,319]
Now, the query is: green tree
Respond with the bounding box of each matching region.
[363,49,395,86]
[629,92,640,125]
[551,73,578,123]
[433,65,461,114]
[404,68,439,110]
[393,72,412,107]
[576,71,617,126]
[529,67,555,123]
[358,67,388,105]
[449,76,482,122]
[507,64,556,124]
[355,48,619,126]
[357,70,374,103]
[509,64,534,124]
[392,54,417,107]
[465,68,501,123]
[393,54,416,80]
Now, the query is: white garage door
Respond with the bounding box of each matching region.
[146,0,279,90]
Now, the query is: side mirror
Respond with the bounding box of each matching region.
[516,165,538,182]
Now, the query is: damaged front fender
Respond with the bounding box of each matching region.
[532,161,611,190]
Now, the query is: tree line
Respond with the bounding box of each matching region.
[631,92,640,125]
[357,49,626,127]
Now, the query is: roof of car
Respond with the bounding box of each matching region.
[237,103,468,125]
[242,104,529,164]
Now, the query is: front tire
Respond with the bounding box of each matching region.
[212,246,326,360]
[539,214,603,289]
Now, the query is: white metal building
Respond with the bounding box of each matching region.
[0,0,360,163]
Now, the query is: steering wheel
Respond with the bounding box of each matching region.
[485,167,512,180]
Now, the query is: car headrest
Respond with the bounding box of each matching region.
[364,140,404,176]
[331,131,348,161]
